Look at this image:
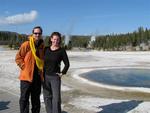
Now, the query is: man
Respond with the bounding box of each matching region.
[15,26,44,113]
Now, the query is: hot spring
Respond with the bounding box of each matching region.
[80,68,150,88]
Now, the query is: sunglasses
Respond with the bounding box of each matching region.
[33,32,42,35]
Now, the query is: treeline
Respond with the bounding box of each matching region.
[92,27,150,51]
[0,31,27,49]
[0,27,150,51]
[68,27,150,51]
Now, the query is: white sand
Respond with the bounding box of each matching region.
[0,49,150,113]
[69,96,150,113]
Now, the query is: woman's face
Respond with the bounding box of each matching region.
[51,35,60,46]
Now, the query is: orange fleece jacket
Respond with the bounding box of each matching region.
[15,41,44,82]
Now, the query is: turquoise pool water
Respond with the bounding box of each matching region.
[81,69,150,88]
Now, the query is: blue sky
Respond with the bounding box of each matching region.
[0,0,150,36]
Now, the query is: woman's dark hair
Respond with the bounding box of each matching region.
[49,32,62,45]
[32,26,43,34]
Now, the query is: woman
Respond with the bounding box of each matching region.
[43,32,70,113]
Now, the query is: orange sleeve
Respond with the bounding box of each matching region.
[15,41,30,69]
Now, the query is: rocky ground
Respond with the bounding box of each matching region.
[0,47,150,113]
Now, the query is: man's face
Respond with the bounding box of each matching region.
[33,28,42,41]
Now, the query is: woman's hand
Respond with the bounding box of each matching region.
[56,73,63,78]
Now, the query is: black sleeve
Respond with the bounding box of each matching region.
[61,49,70,74]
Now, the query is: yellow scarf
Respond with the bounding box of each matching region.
[29,35,44,70]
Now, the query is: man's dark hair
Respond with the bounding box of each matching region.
[32,26,43,34]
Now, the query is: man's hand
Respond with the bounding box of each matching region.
[18,63,25,70]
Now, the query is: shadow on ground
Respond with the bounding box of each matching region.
[97,100,142,113]
[62,111,68,113]
[0,101,10,110]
